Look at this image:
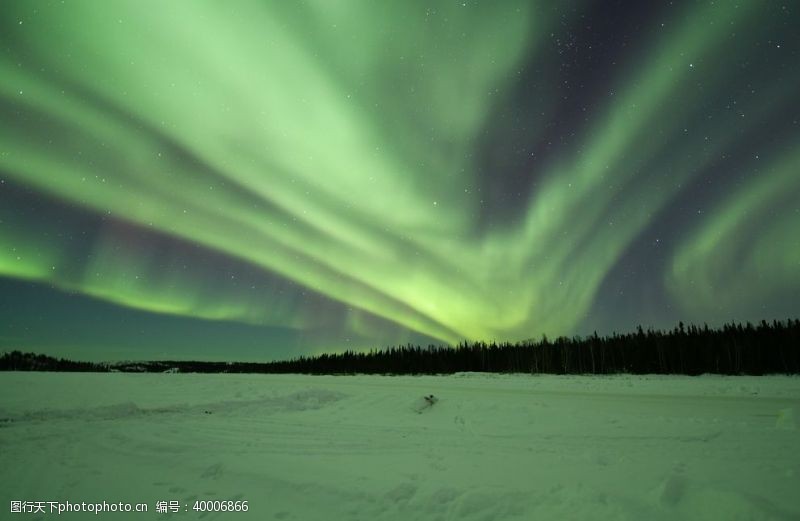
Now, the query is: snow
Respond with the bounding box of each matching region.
[1,372,799,520]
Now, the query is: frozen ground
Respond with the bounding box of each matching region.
[1,372,799,520]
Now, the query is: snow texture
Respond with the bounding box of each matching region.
[1,372,799,520]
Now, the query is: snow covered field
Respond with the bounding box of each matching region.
[1,372,798,521]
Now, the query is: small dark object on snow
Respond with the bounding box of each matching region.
[413,394,439,413]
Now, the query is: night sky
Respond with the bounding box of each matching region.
[1,1,798,361]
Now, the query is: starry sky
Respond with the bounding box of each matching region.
[1,1,798,362]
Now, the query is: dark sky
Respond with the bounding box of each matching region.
[1,1,798,361]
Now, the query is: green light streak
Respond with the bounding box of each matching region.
[669,147,800,317]
[0,0,797,349]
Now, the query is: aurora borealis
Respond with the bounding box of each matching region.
[0,1,798,361]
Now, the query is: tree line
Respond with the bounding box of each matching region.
[1,319,799,375]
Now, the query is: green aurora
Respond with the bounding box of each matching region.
[0,1,798,360]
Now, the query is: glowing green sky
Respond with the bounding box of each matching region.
[1,1,798,360]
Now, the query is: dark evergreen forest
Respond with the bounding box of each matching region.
[2,319,798,375]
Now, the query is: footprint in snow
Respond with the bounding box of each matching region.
[200,462,224,480]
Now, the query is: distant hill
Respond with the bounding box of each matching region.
[0,351,106,372]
